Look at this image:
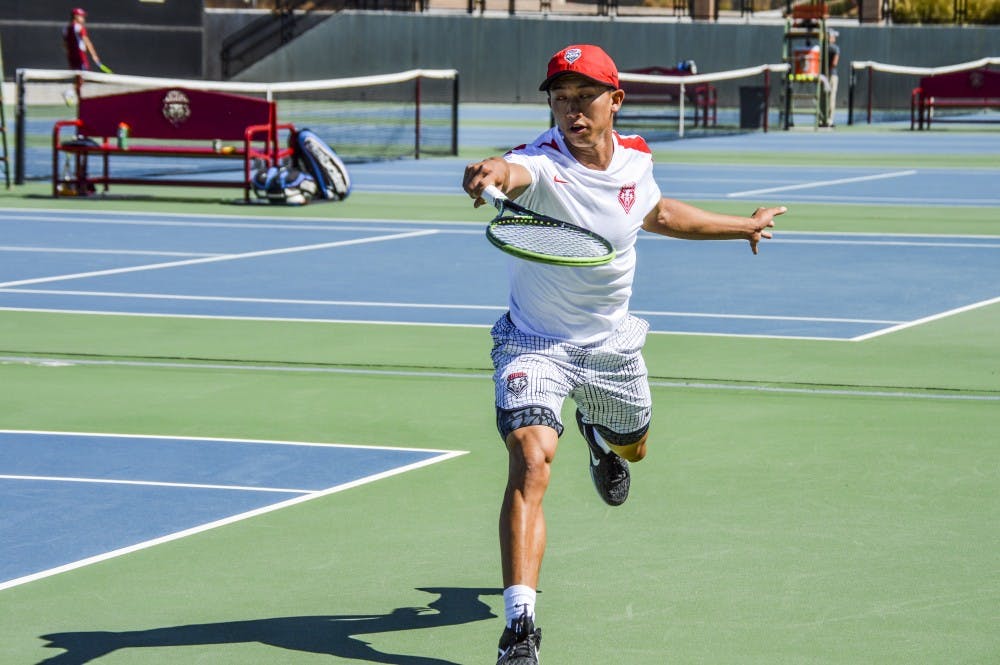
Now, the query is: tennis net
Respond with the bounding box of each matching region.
[848,57,1000,125]
[14,68,459,183]
[615,63,790,140]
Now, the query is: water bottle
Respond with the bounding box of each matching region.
[117,122,130,150]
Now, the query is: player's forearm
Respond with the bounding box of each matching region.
[642,198,756,241]
[84,38,99,61]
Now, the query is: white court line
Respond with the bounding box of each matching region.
[0,229,437,289]
[0,288,506,312]
[731,194,1000,207]
[0,289,897,325]
[0,209,474,230]
[3,359,997,402]
[0,306,495,329]
[726,170,918,198]
[851,295,1000,341]
[770,238,1000,249]
[0,428,462,454]
[8,209,997,239]
[0,474,311,494]
[632,308,902,325]
[647,379,1000,401]
[0,430,468,591]
[0,246,220,258]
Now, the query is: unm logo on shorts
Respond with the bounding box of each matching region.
[618,183,636,214]
[506,371,528,397]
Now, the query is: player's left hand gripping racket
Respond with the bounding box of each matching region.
[481,185,616,267]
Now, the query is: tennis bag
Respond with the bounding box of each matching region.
[293,128,351,201]
[251,165,318,206]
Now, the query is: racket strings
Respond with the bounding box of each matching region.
[490,215,611,259]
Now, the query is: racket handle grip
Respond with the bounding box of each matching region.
[481,185,508,210]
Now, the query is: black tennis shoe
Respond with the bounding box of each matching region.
[577,410,630,506]
[496,613,541,665]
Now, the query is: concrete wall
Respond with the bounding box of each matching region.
[210,12,999,108]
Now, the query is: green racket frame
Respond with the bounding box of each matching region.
[481,185,616,267]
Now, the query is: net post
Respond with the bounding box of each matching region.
[847,64,855,126]
[761,68,771,133]
[0,35,8,189]
[866,65,873,124]
[415,75,422,160]
[678,82,686,138]
[451,72,459,156]
[14,68,25,185]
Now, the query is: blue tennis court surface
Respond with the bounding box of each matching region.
[71,153,996,207]
[0,430,464,589]
[343,159,1000,207]
[2,208,999,340]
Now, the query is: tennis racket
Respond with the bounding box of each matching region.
[481,185,616,267]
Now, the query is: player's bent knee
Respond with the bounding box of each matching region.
[610,440,647,463]
[595,422,649,463]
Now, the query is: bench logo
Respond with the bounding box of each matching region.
[506,372,528,397]
[618,183,636,214]
[162,90,191,126]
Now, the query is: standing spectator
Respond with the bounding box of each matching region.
[823,28,841,127]
[62,8,104,72]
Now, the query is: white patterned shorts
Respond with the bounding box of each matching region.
[490,313,652,442]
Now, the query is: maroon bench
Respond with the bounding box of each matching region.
[619,66,718,128]
[910,67,1000,130]
[53,86,294,200]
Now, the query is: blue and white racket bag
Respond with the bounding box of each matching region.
[292,128,351,201]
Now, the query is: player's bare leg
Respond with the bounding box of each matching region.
[500,424,557,589]
[496,424,555,664]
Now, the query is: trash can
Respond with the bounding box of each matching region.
[739,86,767,129]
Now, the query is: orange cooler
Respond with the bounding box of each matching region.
[793,47,821,76]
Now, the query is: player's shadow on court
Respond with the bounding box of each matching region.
[36,586,500,664]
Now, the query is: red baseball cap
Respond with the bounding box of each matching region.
[72,8,87,17]
[539,44,619,91]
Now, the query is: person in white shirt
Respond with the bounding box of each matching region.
[462,44,786,665]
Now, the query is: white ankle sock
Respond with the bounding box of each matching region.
[503,585,536,627]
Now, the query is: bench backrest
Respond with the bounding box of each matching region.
[78,87,275,141]
[918,68,1000,99]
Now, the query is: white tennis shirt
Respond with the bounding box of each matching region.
[503,127,661,345]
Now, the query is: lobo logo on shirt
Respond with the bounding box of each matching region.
[506,372,528,397]
[618,183,637,214]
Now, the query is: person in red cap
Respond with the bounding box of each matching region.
[463,44,786,664]
[62,8,104,71]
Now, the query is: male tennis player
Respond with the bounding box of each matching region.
[62,8,104,72]
[462,44,787,665]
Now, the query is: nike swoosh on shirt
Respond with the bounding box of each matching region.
[553,175,569,184]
